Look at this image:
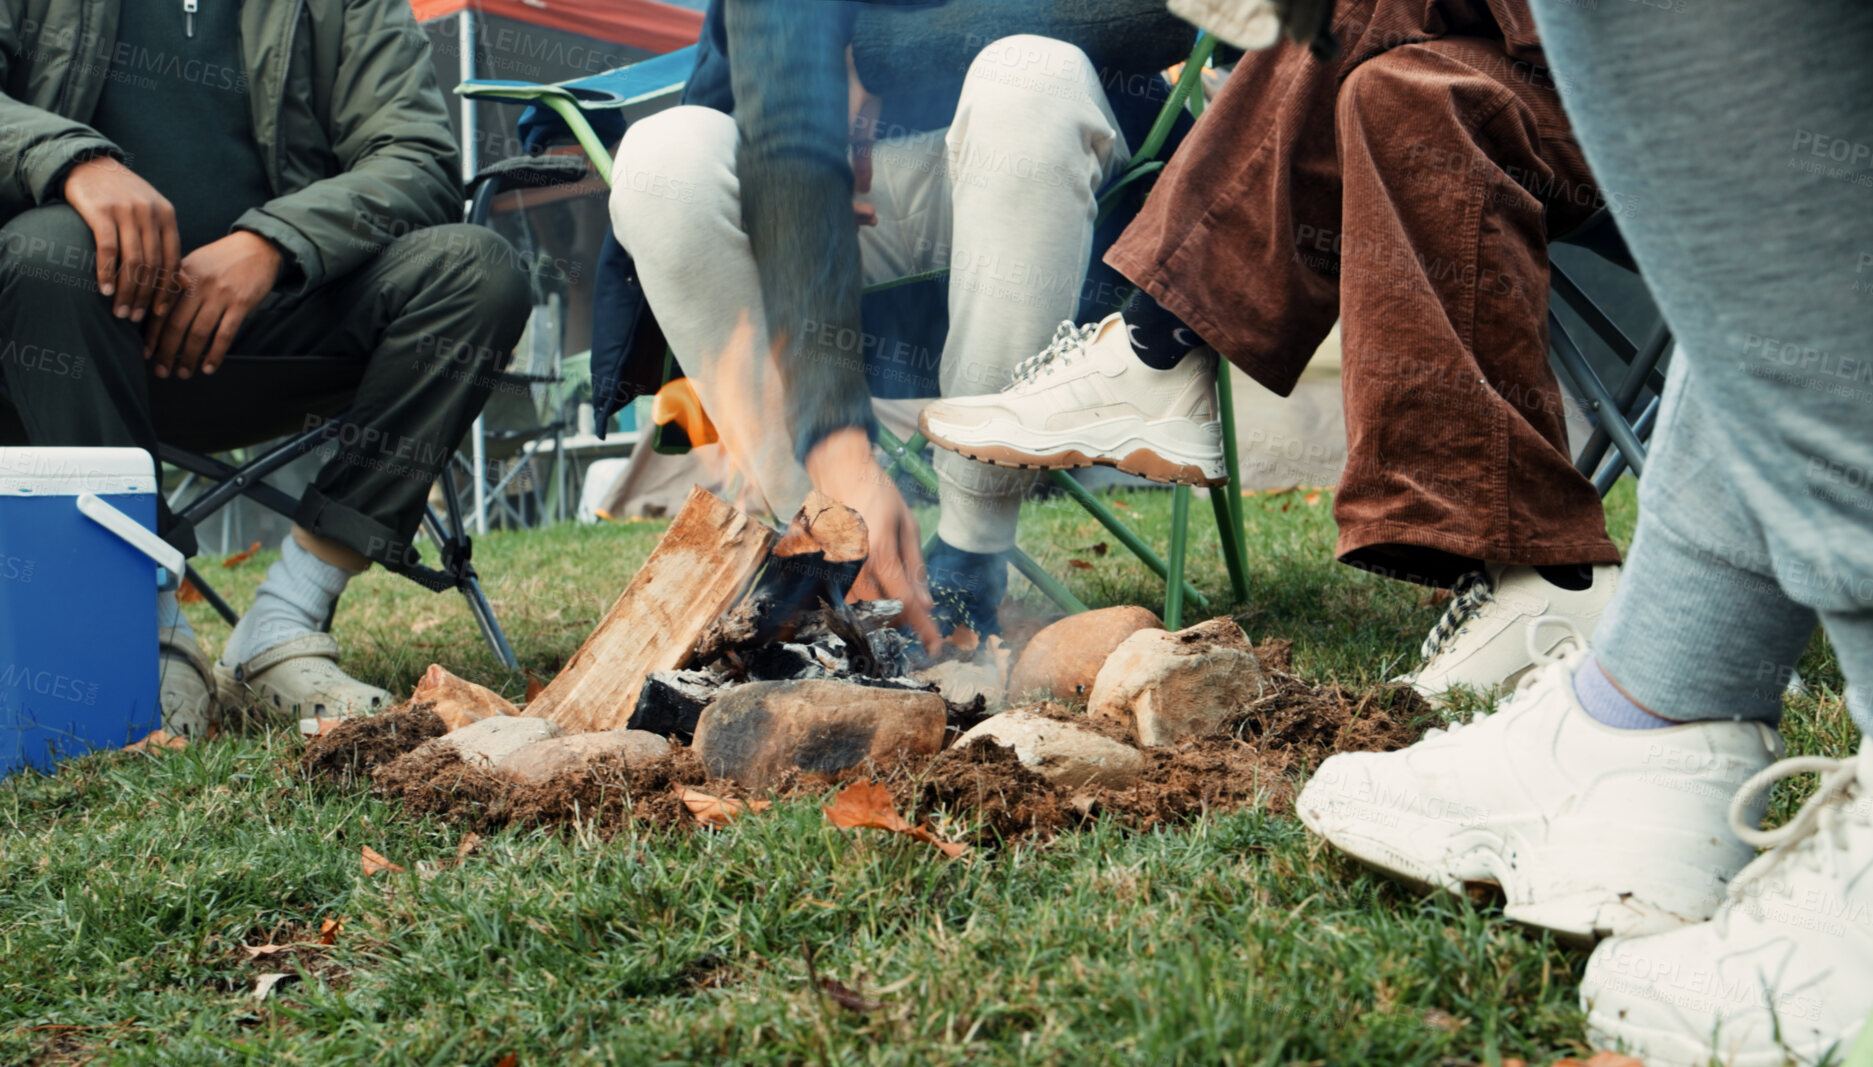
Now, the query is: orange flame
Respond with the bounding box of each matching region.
[651,377,719,446]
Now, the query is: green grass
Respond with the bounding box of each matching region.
[1,483,1856,1065]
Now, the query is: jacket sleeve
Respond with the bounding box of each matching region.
[0,2,121,211]
[232,0,461,292]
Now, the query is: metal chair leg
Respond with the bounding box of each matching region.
[1213,370,1250,603]
[1164,485,1191,630]
[184,564,241,627]
[1047,470,1209,610]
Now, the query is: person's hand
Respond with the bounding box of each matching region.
[60,156,181,324]
[805,427,939,654]
[143,231,282,379]
[846,45,883,224]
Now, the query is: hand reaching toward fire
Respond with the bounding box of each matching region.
[805,428,940,655]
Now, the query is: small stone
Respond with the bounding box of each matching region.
[1007,606,1164,701]
[1088,618,1264,746]
[411,664,518,731]
[418,714,563,768]
[692,679,946,789]
[956,709,1143,790]
[914,656,1007,708]
[497,729,671,783]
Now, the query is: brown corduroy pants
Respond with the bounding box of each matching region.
[1106,0,1622,586]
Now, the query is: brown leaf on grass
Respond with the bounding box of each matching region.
[456,832,483,861]
[822,781,969,858]
[253,972,294,1001]
[818,977,883,1013]
[1552,1055,1647,1067]
[317,918,341,945]
[676,786,770,828]
[242,943,290,960]
[524,671,548,704]
[1303,491,1322,506]
[1066,559,1095,571]
[221,541,263,568]
[125,730,187,753]
[361,846,404,876]
[176,579,204,604]
[493,1055,517,1067]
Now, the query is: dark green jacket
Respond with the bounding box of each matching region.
[0,0,459,293]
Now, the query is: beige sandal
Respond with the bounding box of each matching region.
[159,628,218,739]
[215,632,392,731]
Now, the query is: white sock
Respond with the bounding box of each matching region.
[220,535,359,666]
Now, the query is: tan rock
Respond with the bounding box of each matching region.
[411,664,518,731]
[1007,606,1163,701]
[692,680,946,789]
[956,709,1143,790]
[1088,618,1264,746]
[497,729,671,783]
[914,648,1009,708]
[418,714,563,768]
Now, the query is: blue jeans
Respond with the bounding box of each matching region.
[1526,0,1873,730]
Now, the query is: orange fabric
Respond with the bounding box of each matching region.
[408,0,704,54]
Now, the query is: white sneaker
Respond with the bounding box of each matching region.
[1409,563,1620,701]
[1298,633,1783,943]
[1581,739,1873,1067]
[919,314,1228,486]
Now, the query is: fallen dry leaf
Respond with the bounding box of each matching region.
[409,617,444,635]
[818,977,883,1013]
[1303,491,1322,506]
[822,781,969,858]
[176,579,204,604]
[252,972,293,1001]
[361,846,404,876]
[318,918,341,945]
[1110,498,1132,510]
[493,1055,517,1067]
[1067,559,1095,571]
[125,730,187,753]
[456,832,483,861]
[242,943,290,960]
[221,541,263,568]
[524,671,548,704]
[676,786,771,828]
[1552,1055,1646,1067]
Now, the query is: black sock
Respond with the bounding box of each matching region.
[1119,288,1204,370]
[1535,563,1594,591]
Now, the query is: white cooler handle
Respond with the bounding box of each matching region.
[76,491,186,588]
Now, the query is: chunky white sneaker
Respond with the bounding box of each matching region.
[1409,563,1620,701]
[919,314,1228,486]
[1581,739,1873,1067]
[1299,633,1783,943]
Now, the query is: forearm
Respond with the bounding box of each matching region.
[724,0,876,461]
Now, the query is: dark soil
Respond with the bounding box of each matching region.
[301,705,447,787]
[323,633,1435,846]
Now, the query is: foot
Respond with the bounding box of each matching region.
[1580,739,1873,1067]
[1298,636,1782,943]
[924,537,1008,638]
[919,314,1227,487]
[158,627,217,739]
[1409,563,1620,701]
[215,632,392,732]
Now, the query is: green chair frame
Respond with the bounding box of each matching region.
[460,34,1246,628]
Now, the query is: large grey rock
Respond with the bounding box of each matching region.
[1007,606,1163,701]
[497,729,671,783]
[692,679,946,788]
[1088,619,1264,746]
[956,709,1143,790]
[420,714,563,768]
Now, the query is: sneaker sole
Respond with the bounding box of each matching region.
[920,415,1228,488]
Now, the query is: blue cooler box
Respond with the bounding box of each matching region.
[1,447,180,776]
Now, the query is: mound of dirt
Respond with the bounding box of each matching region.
[302,705,448,786]
[349,638,1434,846]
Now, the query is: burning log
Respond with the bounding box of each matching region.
[695,490,870,661]
[527,487,775,733]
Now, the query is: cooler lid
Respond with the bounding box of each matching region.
[0,447,158,496]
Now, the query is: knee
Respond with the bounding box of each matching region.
[0,205,104,305]
[410,224,531,351]
[960,35,1100,121]
[1337,46,1449,161]
[608,106,738,256]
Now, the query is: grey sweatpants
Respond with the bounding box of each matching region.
[1527,0,1873,730]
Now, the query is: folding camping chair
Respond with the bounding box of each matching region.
[1546,207,1672,496]
[460,34,1252,629]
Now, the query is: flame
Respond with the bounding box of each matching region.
[651,377,719,446]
